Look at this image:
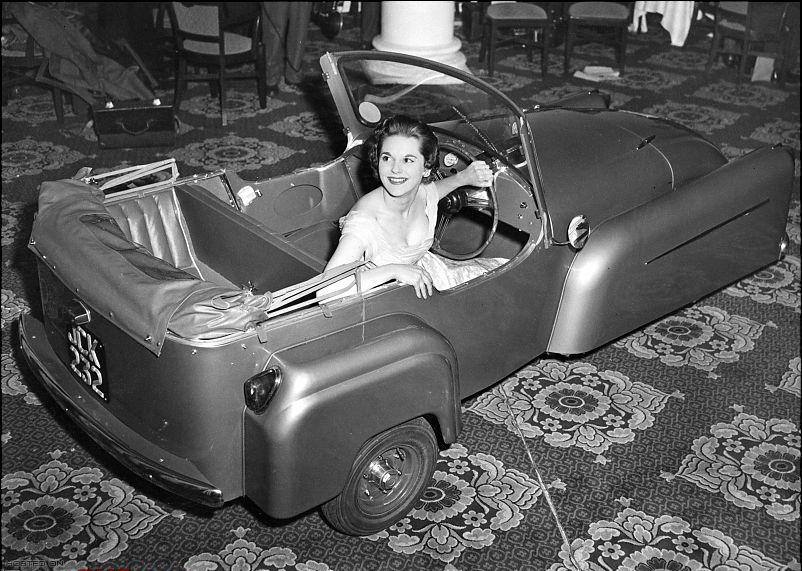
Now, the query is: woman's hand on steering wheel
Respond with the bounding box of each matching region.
[458,160,494,188]
[432,157,499,261]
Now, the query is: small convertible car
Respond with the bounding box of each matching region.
[19,51,793,535]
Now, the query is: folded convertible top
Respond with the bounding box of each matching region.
[29,179,270,355]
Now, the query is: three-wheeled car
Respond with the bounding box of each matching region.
[19,51,793,535]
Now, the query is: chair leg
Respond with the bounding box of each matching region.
[219,72,227,126]
[479,22,488,64]
[737,40,749,83]
[488,22,497,76]
[52,87,64,124]
[174,57,186,110]
[257,46,267,108]
[209,68,220,99]
[541,25,549,78]
[705,31,718,73]
[776,56,787,88]
[564,21,575,76]
[527,28,535,62]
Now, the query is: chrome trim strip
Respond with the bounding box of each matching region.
[644,198,770,265]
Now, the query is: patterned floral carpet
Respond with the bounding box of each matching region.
[2,13,800,571]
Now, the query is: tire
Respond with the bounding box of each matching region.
[321,417,438,536]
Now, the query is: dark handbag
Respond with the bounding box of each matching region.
[92,100,176,149]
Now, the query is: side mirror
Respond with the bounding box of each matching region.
[567,215,589,250]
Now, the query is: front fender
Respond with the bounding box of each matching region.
[548,145,793,355]
[244,313,459,519]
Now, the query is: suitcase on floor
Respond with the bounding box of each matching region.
[93,99,176,149]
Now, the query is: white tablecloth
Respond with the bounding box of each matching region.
[630,1,695,47]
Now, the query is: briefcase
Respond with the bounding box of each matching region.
[93,100,176,149]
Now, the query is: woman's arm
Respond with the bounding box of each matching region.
[319,235,435,299]
[432,160,495,200]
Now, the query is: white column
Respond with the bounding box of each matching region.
[368,1,470,83]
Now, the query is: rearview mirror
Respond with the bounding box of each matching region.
[567,215,589,250]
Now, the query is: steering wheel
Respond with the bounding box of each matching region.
[430,171,499,261]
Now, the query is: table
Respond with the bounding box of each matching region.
[630,1,695,47]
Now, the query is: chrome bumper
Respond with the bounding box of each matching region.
[18,314,224,508]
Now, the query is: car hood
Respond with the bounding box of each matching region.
[529,108,726,233]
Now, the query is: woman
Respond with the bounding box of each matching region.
[322,115,504,300]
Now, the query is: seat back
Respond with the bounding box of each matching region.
[170,2,220,36]
[716,1,748,31]
[169,2,223,51]
[718,1,749,16]
[106,189,201,277]
[168,2,257,53]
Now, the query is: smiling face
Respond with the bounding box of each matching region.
[377,135,431,199]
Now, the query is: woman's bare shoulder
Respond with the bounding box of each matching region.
[351,187,384,214]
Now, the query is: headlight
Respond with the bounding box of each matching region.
[244,367,282,414]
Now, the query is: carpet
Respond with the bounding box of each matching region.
[2,11,800,571]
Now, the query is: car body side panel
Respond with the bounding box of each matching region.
[320,241,573,400]
[548,146,794,354]
[244,314,459,518]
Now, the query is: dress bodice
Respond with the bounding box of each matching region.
[338,183,439,266]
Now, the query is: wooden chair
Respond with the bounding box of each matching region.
[705,2,794,87]
[167,2,267,126]
[480,2,551,77]
[563,2,630,76]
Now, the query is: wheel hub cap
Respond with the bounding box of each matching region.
[364,455,402,494]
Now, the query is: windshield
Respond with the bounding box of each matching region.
[336,56,527,164]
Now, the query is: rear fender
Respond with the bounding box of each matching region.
[548,145,794,355]
[244,314,459,519]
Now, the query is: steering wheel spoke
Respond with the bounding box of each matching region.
[433,211,453,250]
[463,187,493,210]
[432,183,499,261]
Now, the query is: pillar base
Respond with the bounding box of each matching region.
[369,37,469,85]
[365,1,471,85]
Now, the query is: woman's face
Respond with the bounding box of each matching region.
[377,135,430,198]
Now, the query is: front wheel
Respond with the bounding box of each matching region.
[321,417,438,536]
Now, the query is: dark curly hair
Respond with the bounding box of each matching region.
[365,115,439,182]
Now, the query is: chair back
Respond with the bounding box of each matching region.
[714,2,748,33]
[718,2,749,16]
[168,2,258,57]
[717,2,791,40]
[168,1,226,56]
[170,2,221,38]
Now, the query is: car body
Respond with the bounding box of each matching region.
[19,51,793,535]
